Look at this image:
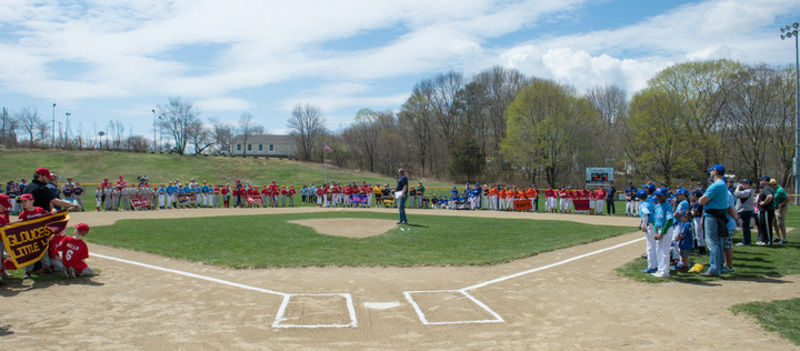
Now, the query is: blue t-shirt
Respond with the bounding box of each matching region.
[703,179,729,213]
[679,221,694,251]
[396,175,408,192]
[639,200,655,224]
[674,200,689,224]
[625,186,636,199]
[654,201,674,231]
[606,186,616,200]
[201,185,212,193]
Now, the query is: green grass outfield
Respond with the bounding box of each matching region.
[81,211,632,268]
[731,298,800,346]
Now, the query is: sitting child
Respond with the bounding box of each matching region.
[61,223,94,278]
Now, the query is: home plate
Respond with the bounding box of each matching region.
[364,301,403,310]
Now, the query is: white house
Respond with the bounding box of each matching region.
[230,134,296,158]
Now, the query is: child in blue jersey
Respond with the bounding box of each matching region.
[638,190,657,273]
[674,212,693,271]
[157,184,167,209]
[652,187,674,278]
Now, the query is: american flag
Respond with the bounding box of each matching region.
[324,144,333,152]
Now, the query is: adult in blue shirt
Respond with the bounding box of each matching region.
[698,164,738,277]
[396,169,409,224]
[605,182,617,215]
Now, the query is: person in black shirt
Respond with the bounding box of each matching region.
[23,167,81,213]
[605,182,617,215]
[396,169,408,224]
[756,176,775,246]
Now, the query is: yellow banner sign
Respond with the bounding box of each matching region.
[0,212,70,268]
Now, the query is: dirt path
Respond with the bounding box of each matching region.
[1,208,797,350]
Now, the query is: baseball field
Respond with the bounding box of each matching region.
[2,206,798,350]
[2,151,799,349]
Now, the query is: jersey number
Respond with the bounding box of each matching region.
[65,249,74,261]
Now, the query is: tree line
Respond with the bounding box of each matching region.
[0,59,795,191]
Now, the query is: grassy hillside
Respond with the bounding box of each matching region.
[0,149,453,188]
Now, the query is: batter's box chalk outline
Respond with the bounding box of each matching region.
[403,289,504,325]
[272,293,358,328]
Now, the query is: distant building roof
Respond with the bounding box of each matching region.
[232,134,293,144]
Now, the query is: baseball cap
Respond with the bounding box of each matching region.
[707,164,725,174]
[635,189,648,200]
[675,188,690,196]
[0,194,10,208]
[654,187,668,196]
[20,193,34,201]
[740,179,752,184]
[35,167,53,180]
[759,176,771,182]
[769,179,777,185]
[74,223,90,234]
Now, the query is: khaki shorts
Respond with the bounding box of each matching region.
[775,206,787,232]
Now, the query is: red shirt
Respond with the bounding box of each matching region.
[238,189,247,196]
[261,188,269,195]
[559,190,567,198]
[288,188,296,196]
[19,207,49,221]
[61,236,89,272]
[343,187,351,195]
[214,188,221,195]
[0,212,9,226]
[221,188,230,195]
[49,234,66,259]
[331,186,341,194]
[316,188,323,196]
[280,189,288,195]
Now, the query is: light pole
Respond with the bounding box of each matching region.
[65,112,71,149]
[51,103,56,148]
[781,22,800,205]
[152,108,157,151]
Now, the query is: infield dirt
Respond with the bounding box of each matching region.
[1,208,797,350]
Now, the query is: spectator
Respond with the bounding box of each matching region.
[755,176,775,246]
[698,164,737,277]
[733,179,755,246]
[771,179,789,244]
[22,168,80,213]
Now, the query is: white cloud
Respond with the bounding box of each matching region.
[195,97,253,112]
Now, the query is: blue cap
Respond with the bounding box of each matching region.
[654,187,668,196]
[741,179,752,184]
[759,176,770,182]
[707,164,725,174]
[636,189,648,200]
[675,188,690,196]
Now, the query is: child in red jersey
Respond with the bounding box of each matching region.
[62,223,93,278]
[18,193,50,220]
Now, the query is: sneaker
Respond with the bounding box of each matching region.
[722,267,735,274]
[699,271,720,277]
[735,242,745,246]
[755,241,766,246]
[773,238,782,243]
[651,271,669,278]
[22,272,30,279]
[781,239,788,244]
[641,268,657,273]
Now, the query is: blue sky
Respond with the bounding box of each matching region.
[0,0,799,143]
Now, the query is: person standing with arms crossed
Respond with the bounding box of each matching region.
[396,169,409,224]
[698,164,738,277]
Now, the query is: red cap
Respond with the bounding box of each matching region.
[35,167,53,179]
[104,177,108,180]
[20,193,34,201]
[74,223,90,234]
[0,194,10,208]
[119,175,123,179]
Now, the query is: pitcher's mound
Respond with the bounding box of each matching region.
[288,218,397,238]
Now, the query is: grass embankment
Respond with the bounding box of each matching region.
[731,298,800,346]
[0,149,453,187]
[82,211,631,268]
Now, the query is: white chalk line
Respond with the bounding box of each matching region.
[403,236,645,325]
[92,253,358,328]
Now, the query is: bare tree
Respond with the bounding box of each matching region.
[209,118,234,154]
[188,119,215,154]
[127,136,151,152]
[237,113,264,157]
[16,107,44,147]
[288,103,326,161]
[157,97,201,155]
[1,107,19,147]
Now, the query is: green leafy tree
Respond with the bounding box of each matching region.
[501,79,600,187]
[448,126,484,182]
[626,88,699,186]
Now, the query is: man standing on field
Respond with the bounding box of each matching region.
[396,169,408,224]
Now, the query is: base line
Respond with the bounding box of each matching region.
[92,253,287,297]
[461,237,645,291]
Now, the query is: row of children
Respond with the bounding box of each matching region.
[0,193,93,281]
[4,176,86,215]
